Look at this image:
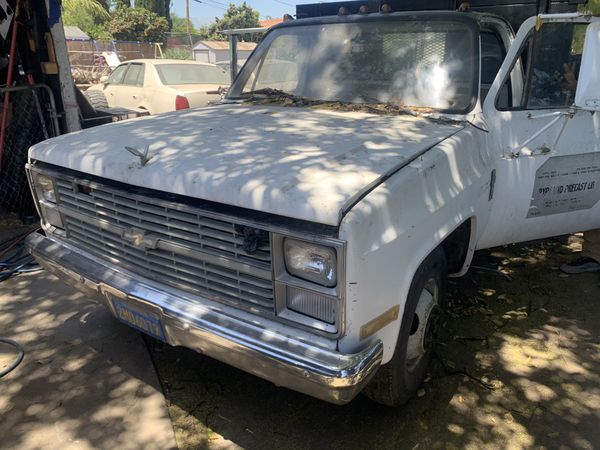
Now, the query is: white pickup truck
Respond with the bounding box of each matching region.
[26,10,600,406]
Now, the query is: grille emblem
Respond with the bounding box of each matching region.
[121,228,159,250]
[235,225,268,255]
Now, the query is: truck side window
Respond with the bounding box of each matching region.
[497,22,588,111]
[525,23,588,109]
[480,31,506,104]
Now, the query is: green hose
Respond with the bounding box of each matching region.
[0,338,24,377]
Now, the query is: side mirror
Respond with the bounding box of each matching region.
[575,21,600,111]
[100,75,109,84]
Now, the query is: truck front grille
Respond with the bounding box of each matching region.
[54,178,274,313]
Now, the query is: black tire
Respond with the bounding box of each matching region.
[363,247,447,406]
[84,89,109,109]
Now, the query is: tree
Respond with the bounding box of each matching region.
[107,7,169,42]
[135,0,171,27]
[199,3,261,41]
[115,0,131,7]
[170,12,196,34]
[62,0,110,36]
[581,0,600,14]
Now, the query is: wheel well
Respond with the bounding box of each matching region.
[440,219,472,275]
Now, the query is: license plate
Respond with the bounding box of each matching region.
[111,298,166,342]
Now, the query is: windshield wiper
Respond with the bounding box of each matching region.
[231,89,459,121]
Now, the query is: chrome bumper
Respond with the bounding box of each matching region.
[26,233,383,405]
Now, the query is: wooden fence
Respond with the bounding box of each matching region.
[66,39,159,68]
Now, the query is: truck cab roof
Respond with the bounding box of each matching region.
[270,10,510,33]
[294,0,586,31]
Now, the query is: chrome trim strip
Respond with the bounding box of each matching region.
[26,233,382,405]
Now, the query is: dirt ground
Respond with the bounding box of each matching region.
[147,235,600,450]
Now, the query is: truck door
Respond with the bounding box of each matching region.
[479,15,600,249]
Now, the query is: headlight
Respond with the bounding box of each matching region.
[31,172,63,229]
[35,174,57,203]
[284,238,337,287]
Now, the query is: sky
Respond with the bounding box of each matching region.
[170,0,316,26]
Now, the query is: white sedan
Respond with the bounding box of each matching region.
[85,59,229,115]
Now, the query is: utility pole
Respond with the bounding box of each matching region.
[186,0,190,34]
[186,0,193,57]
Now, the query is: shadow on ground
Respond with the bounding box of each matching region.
[148,236,600,450]
[0,270,176,450]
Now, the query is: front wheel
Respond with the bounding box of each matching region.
[363,247,446,406]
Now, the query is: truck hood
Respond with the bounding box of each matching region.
[29,104,462,226]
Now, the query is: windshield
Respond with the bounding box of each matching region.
[229,19,479,113]
[155,64,230,85]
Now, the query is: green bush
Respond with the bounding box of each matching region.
[107,7,169,42]
[163,48,193,60]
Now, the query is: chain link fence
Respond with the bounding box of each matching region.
[0,84,60,222]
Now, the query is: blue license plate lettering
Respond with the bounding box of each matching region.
[112,299,165,342]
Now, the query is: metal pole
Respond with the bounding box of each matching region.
[186,0,194,58]
[229,34,238,82]
[49,9,81,133]
[186,0,190,34]
[0,0,20,172]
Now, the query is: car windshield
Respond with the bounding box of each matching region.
[155,64,230,85]
[229,19,479,113]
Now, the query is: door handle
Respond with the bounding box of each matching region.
[133,95,137,99]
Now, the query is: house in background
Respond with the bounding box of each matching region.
[259,18,284,28]
[63,25,90,41]
[192,40,257,64]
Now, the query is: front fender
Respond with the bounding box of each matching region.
[337,129,492,362]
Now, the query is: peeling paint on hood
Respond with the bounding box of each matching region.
[29,104,462,226]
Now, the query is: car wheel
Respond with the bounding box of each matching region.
[363,247,446,406]
[84,89,109,109]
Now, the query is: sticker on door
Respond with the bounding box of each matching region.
[528,153,600,218]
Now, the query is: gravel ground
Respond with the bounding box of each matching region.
[148,235,600,450]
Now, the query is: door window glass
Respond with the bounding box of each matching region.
[123,63,144,86]
[107,64,128,85]
[526,23,588,109]
[496,22,589,110]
